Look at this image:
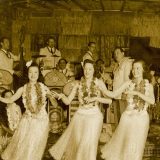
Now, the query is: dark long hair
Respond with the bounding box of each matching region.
[82,59,98,78]
[83,59,95,68]
[27,62,44,83]
[130,59,151,82]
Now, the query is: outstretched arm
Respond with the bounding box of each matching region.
[84,96,112,105]
[52,82,79,105]
[96,79,131,98]
[46,88,58,107]
[0,87,23,104]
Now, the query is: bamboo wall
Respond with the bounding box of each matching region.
[11,11,160,64]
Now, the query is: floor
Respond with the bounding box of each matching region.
[43,122,160,160]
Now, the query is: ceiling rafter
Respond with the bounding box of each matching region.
[3,0,160,14]
[70,0,88,11]
[100,0,105,11]
[121,0,127,12]
[49,0,71,11]
[31,0,71,11]
[30,1,53,12]
[129,0,160,2]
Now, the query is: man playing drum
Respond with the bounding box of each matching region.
[57,58,75,81]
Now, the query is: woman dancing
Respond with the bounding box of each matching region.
[101,60,155,160]
[49,59,130,160]
[0,63,55,160]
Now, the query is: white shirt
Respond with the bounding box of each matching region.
[0,49,19,74]
[113,57,133,99]
[39,46,61,68]
[58,68,75,81]
[82,51,94,62]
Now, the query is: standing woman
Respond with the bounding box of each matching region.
[0,63,53,160]
[101,60,155,160]
[49,59,113,160]
[49,59,130,160]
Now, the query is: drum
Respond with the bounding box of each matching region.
[63,80,79,122]
[63,80,79,96]
[49,107,63,133]
[0,69,13,85]
[42,56,60,69]
[44,69,67,87]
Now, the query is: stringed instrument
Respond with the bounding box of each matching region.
[13,25,28,90]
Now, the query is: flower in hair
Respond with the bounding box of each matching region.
[26,60,33,68]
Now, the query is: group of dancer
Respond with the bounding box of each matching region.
[0,58,155,160]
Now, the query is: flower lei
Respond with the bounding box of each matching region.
[127,79,150,111]
[23,82,45,114]
[78,77,100,105]
[6,104,21,131]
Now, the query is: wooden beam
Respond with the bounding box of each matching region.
[45,0,71,11]
[98,0,160,2]
[30,1,53,12]
[121,0,126,12]
[100,0,105,11]
[70,0,88,11]
[129,0,160,2]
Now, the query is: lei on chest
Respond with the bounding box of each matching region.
[78,77,100,105]
[127,79,150,110]
[23,83,46,114]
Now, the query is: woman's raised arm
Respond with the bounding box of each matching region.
[0,87,23,104]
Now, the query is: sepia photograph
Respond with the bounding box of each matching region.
[0,0,159,159]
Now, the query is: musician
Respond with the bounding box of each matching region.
[95,59,113,90]
[94,59,105,79]
[112,47,133,123]
[57,58,75,81]
[0,37,21,77]
[39,37,61,69]
[82,42,96,62]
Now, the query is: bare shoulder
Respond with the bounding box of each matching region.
[95,78,103,83]
[16,86,24,94]
[74,80,80,87]
[94,78,105,87]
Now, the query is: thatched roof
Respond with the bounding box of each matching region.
[1,0,160,15]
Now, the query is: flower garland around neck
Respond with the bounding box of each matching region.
[127,79,150,111]
[24,82,44,114]
[78,77,100,105]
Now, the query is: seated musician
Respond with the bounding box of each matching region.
[0,37,21,77]
[94,59,105,79]
[39,36,61,69]
[95,59,113,90]
[57,58,75,81]
[0,37,24,90]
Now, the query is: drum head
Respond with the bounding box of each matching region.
[44,69,67,87]
[49,107,63,133]
[63,80,79,96]
[0,69,13,85]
